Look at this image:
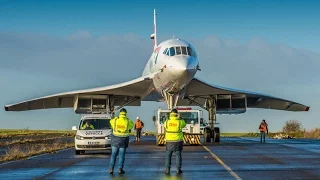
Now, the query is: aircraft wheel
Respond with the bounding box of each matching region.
[75,150,80,155]
[204,127,211,142]
[214,127,220,143]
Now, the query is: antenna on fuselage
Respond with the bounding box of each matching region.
[150,9,157,50]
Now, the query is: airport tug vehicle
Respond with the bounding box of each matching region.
[154,107,214,145]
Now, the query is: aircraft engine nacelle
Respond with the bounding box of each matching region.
[216,94,247,114]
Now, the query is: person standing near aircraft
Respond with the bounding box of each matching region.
[109,108,134,174]
[259,119,268,143]
[163,108,186,174]
[134,117,144,142]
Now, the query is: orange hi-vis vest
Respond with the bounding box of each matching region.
[259,123,267,132]
[135,120,143,129]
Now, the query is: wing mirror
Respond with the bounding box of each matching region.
[72,126,78,131]
[152,115,156,122]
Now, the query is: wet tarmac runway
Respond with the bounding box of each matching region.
[0,137,319,180]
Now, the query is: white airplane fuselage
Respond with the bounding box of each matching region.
[142,39,199,95]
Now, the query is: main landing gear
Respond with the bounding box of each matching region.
[165,91,220,143]
[204,98,220,143]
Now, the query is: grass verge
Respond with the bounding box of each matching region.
[0,137,72,147]
[0,140,74,162]
[0,129,75,138]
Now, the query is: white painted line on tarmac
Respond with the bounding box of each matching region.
[202,145,242,180]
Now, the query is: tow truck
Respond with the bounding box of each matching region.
[153,107,205,145]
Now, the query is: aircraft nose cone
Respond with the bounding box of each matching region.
[170,56,198,83]
[173,56,198,72]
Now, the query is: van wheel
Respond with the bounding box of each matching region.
[75,150,80,155]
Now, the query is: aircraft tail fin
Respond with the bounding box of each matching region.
[150,9,157,49]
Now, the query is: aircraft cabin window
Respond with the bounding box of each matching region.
[176,46,182,55]
[181,46,187,55]
[169,47,175,56]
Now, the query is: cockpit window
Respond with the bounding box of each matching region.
[165,46,196,57]
[169,47,175,56]
[176,46,181,55]
[181,46,187,55]
[163,48,168,55]
[187,47,193,56]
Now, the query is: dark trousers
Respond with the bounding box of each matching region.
[260,131,266,143]
[165,150,182,169]
[136,128,142,139]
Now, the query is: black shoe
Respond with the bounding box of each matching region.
[165,168,170,174]
[119,168,125,174]
[177,169,182,174]
[109,168,113,174]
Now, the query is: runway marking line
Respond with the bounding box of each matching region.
[202,145,242,180]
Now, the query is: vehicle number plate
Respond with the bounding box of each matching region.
[88,142,99,145]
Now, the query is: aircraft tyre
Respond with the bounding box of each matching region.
[214,127,220,143]
[204,127,211,142]
[75,150,80,155]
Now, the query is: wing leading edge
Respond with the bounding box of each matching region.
[5,75,154,112]
[177,78,309,112]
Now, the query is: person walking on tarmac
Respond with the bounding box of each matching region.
[109,108,134,174]
[259,119,268,143]
[163,108,186,175]
[134,117,144,142]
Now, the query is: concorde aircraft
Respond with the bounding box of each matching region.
[4,9,309,142]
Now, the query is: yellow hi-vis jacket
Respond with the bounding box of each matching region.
[164,113,186,142]
[81,124,94,130]
[110,112,134,137]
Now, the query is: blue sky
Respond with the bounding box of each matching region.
[0,0,319,132]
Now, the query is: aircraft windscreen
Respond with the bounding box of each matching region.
[176,46,182,55]
[169,47,175,56]
[166,46,195,56]
[80,119,111,130]
[187,47,194,56]
[181,46,187,55]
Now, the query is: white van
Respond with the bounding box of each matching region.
[72,113,113,155]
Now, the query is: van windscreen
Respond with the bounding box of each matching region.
[80,119,111,130]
